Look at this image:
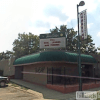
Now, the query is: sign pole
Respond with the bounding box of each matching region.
[77,4,82,91]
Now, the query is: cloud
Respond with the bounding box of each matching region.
[72,23,93,32]
[87,23,93,29]
[44,5,68,22]
[84,0,98,13]
[34,20,51,28]
[0,0,99,52]
[97,32,100,37]
[74,26,78,31]
[67,19,77,29]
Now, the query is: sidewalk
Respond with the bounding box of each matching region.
[10,79,100,100]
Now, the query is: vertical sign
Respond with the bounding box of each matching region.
[79,10,87,40]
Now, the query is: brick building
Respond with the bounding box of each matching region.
[13,50,100,93]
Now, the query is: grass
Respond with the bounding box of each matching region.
[10,83,19,87]
[21,86,28,90]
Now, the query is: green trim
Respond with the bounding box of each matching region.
[13,51,97,65]
[40,32,66,39]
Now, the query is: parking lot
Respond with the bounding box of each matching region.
[1,81,100,100]
[0,83,52,100]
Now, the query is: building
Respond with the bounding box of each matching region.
[13,50,100,93]
[0,57,15,77]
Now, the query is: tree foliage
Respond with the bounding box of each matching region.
[13,32,39,59]
[50,25,97,54]
[0,50,14,60]
[97,47,100,54]
[98,47,100,51]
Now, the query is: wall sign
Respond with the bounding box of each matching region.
[40,32,66,49]
[35,67,45,73]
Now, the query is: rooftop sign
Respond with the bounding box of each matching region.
[39,32,66,49]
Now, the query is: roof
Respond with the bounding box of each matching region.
[13,51,97,65]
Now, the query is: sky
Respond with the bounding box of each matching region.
[0,0,100,52]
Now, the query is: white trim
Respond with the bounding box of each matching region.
[13,61,94,67]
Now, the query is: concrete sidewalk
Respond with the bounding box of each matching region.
[10,79,100,100]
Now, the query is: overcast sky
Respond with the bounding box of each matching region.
[0,0,100,52]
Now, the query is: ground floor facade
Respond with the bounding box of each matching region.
[14,61,99,93]
[13,51,99,93]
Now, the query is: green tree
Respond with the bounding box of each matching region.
[50,25,97,54]
[97,47,100,54]
[50,26,59,34]
[0,50,14,60]
[97,47,100,51]
[50,25,78,51]
[0,52,4,60]
[80,35,97,54]
[13,32,39,59]
[5,50,14,59]
[66,28,77,52]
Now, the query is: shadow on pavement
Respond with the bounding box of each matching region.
[0,85,8,88]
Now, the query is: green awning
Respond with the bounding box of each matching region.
[13,51,97,65]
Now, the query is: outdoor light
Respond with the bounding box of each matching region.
[79,1,85,6]
[77,1,85,91]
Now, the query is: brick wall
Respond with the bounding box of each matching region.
[23,63,47,85]
[23,62,78,85]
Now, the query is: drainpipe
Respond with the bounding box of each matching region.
[52,67,53,85]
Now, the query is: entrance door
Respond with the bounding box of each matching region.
[47,67,52,84]
[53,67,61,84]
[82,64,93,83]
[15,66,23,79]
[47,67,62,84]
[0,70,3,76]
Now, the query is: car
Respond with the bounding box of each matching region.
[0,76,9,87]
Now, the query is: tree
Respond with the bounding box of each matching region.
[66,28,77,52]
[0,52,4,60]
[97,47,100,51]
[50,25,97,54]
[97,47,100,54]
[5,50,14,58]
[0,50,14,61]
[13,32,39,59]
[80,35,97,54]
[50,26,59,34]
[50,25,78,51]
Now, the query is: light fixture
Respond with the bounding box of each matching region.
[79,1,85,6]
